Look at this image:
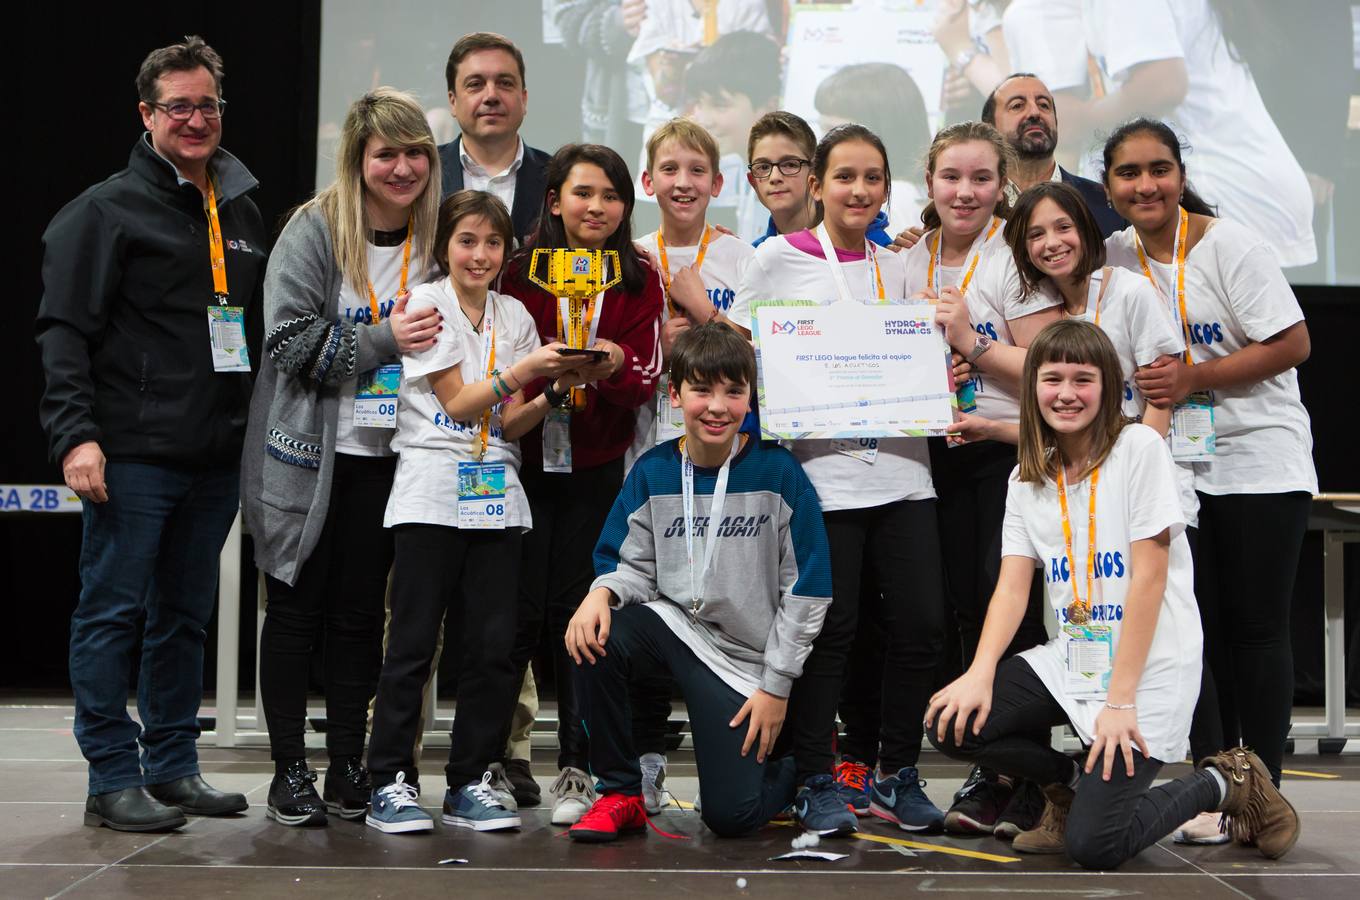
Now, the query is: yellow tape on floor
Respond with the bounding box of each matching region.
[1280,768,1341,779]
[852,831,1021,863]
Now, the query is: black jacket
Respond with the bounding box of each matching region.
[35,136,267,468]
[1060,166,1128,239]
[438,136,551,245]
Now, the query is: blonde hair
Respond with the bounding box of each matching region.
[301,88,441,297]
[646,117,721,172]
[1016,320,1129,484]
[920,121,1015,230]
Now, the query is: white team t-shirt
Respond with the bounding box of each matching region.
[1002,0,1089,92]
[902,226,1059,424]
[732,233,934,511]
[1006,424,1201,763]
[384,282,541,530]
[629,229,755,466]
[1081,0,1315,267]
[1105,222,1317,496]
[1044,267,1185,419]
[335,241,427,457]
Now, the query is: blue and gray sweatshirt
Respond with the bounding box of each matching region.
[592,437,833,699]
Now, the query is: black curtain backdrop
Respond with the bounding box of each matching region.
[4,4,1357,708]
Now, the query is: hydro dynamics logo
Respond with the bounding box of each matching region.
[770,319,821,336]
[884,318,931,336]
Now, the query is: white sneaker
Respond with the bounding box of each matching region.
[640,752,671,815]
[1173,810,1231,845]
[550,767,597,826]
[485,761,519,812]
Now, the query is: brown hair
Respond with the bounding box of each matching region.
[647,117,721,172]
[669,321,757,391]
[433,191,514,276]
[136,35,224,102]
[1004,182,1107,298]
[746,110,816,163]
[445,32,526,92]
[920,121,1014,230]
[1016,320,1128,484]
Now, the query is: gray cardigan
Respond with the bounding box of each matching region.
[240,206,399,586]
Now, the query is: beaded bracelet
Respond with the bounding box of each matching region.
[1105,702,1136,711]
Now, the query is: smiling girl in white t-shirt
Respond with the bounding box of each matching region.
[925,319,1300,868]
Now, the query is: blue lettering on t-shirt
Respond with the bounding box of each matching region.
[1047,550,1125,583]
[1189,322,1226,347]
[343,297,397,326]
[975,321,999,341]
[708,287,735,312]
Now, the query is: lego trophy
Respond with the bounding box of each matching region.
[527,248,622,410]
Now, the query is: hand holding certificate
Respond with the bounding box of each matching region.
[752,299,956,440]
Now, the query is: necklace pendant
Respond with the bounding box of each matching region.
[1066,601,1090,626]
[690,597,700,619]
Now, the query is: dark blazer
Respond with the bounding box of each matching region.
[1060,166,1128,239]
[438,136,551,245]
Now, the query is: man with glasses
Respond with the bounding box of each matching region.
[36,35,265,832]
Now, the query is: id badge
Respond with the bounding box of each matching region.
[956,378,979,414]
[1170,391,1215,461]
[207,306,250,372]
[352,364,401,428]
[456,461,507,530]
[1063,623,1113,699]
[655,375,686,444]
[542,408,573,473]
[832,437,878,464]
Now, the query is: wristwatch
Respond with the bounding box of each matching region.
[966,334,993,365]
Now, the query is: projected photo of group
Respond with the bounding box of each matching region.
[318,0,1358,286]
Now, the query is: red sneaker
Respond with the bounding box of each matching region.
[568,792,648,843]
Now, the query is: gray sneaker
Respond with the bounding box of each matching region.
[549,767,597,826]
[485,761,519,812]
[640,752,671,815]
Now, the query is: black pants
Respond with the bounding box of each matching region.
[259,453,395,761]
[930,657,1222,870]
[368,524,522,789]
[787,497,946,780]
[512,459,670,770]
[576,605,797,837]
[1194,491,1311,784]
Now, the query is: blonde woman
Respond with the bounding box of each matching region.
[241,88,442,827]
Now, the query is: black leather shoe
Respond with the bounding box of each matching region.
[322,756,371,821]
[147,775,248,816]
[84,787,186,832]
[268,760,327,827]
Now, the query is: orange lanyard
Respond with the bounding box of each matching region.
[1064,267,1111,327]
[204,179,228,303]
[927,216,1001,297]
[1056,463,1100,617]
[475,297,497,461]
[657,225,713,316]
[1135,207,1192,365]
[367,220,413,323]
[702,0,718,44]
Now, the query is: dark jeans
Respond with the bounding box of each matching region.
[1194,491,1311,784]
[259,453,395,761]
[575,605,797,837]
[787,497,946,780]
[929,657,1222,870]
[368,524,522,789]
[70,461,239,794]
[512,459,671,771]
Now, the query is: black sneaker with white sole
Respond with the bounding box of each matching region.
[323,755,371,821]
[267,760,327,827]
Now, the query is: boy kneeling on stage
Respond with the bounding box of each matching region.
[564,322,832,841]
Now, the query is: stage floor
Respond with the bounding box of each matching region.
[3,699,1357,899]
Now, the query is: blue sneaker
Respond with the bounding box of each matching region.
[442,771,522,831]
[794,774,858,836]
[365,772,432,834]
[870,766,945,833]
[833,758,874,816]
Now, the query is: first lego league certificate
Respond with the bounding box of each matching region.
[752,299,956,440]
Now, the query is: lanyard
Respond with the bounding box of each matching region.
[1134,207,1192,365]
[368,221,414,323]
[1055,462,1100,622]
[813,225,886,304]
[1064,267,1111,326]
[204,178,229,303]
[680,435,740,619]
[657,224,713,316]
[702,0,718,44]
[474,295,497,461]
[927,216,1001,298]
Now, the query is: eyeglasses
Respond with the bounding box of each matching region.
[149,99,227,121]
[748,158,810,179]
